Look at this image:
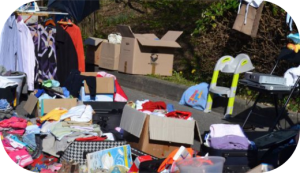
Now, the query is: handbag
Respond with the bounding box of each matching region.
[61,140,127,165]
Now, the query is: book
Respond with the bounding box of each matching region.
[87,145,133,173]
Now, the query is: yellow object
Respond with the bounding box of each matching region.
[287,43,300,53]
[40,108,68,122]
[27,121,33,126]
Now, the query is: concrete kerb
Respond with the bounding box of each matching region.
[95,67,300,128]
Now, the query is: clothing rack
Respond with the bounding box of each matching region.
[16,11,69,16]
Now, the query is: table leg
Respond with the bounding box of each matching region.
[242,93,261,128]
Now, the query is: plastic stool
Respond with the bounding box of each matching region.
[204,54,254,117]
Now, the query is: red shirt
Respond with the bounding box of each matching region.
[60,23,85,72]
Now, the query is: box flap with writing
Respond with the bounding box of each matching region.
[84,77,114,94]
[136,38,181,48]
[84,37,106,46]
[117,25,135,38]
[161,31,183,41]
[41,98,77,115]
[120,105,147,138]
[23,94,38,115]
[149,115,195,144]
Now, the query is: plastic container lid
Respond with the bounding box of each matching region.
[176,156,225,173]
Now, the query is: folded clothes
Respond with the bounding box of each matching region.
[23,133,37,150]
[0,117,27,129]
[0,99,9,109]
[141,101,166,112]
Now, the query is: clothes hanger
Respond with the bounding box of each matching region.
[57,17,73,26]
[45,19,56,26]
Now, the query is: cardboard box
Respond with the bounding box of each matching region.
[120,105,202,158]
[40,98,77,115]
[79,87,113,102]
[117,25,182,76]
[99,42,121,70]
[81,72,114,94]
[84,37,107,65]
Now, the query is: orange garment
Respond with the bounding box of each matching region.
[157,148,194,172]
[60,22,85,72]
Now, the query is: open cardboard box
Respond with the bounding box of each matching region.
[24,93,78,116]
[81,72,114,94]
[84,37,107,65]
[117,25,182,76]
[120,105,202,158]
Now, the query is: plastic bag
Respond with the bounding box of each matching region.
[108,33,122,44]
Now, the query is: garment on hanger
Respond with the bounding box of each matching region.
[0,15,23,72]
[286,13,293,32]
[16,19,36,91]
[59,19,85,72]
[32,22,58,83]
[55,25,78,84]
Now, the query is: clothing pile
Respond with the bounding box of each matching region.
[0,99,15,119]
[131,100,193,120]
[204,124,252,150]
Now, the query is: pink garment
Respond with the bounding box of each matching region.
[0,117,27,129]
[8,148,33,167]
[7,129,25,135]
[40,169,56,173]
[97,71,128,102]
[48,163,62,172]
[2,139,17,153]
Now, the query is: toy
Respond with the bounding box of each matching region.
[287,43,300,53]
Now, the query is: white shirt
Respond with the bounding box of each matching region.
[17,19,36,91]
[284,65,300,86]
[0,15,23,72]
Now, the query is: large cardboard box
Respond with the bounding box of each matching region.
[84,37,107,65]
[81,72,114,94]
[99,42,121,70]
[120,105,202,158]
[117,25,182,76]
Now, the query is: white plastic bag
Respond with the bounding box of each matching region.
[108,33,122,44]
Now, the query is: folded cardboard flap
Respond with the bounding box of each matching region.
[120,105,147,138]
[137,38,181,48]
[23,93,38,116]
[84,37,106,46]
[41,98,77,115]
[161,31,183,41]
[117,25,135,38]
[81,72,98,77]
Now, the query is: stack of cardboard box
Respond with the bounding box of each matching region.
[84,25,183,76]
